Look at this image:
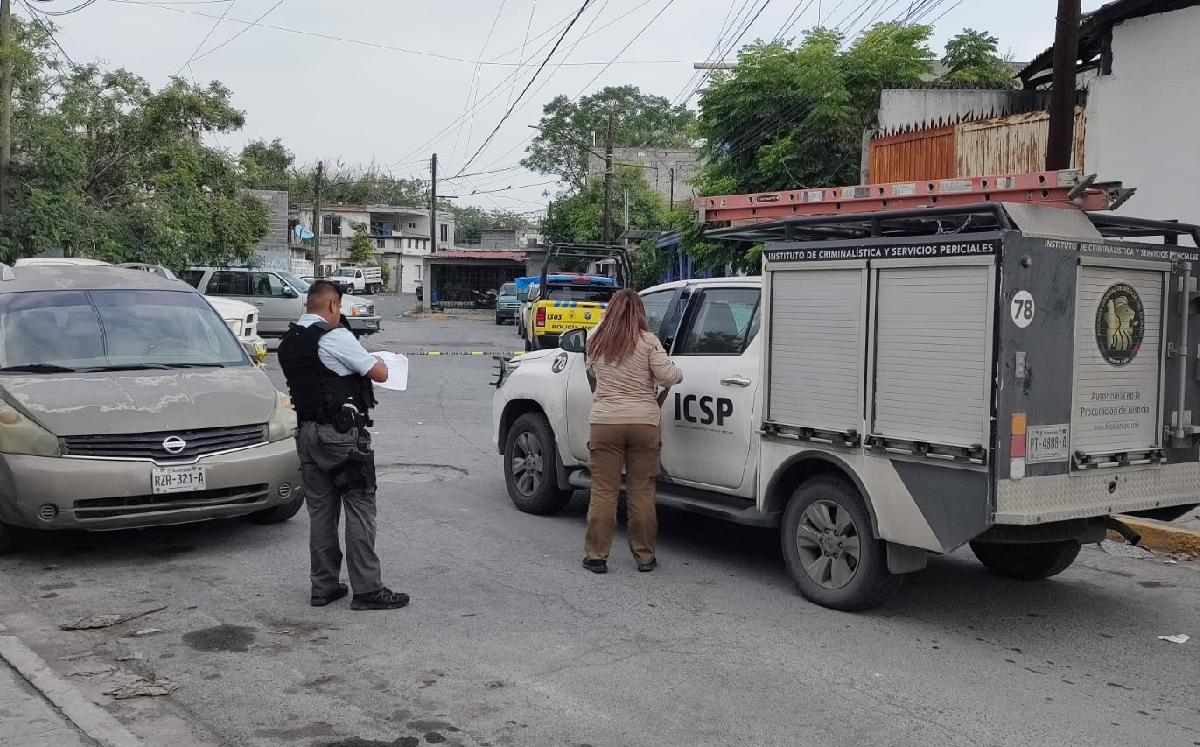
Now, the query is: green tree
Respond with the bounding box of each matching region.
[524,85,695,190]
[240,138,295,192]
[630,238,667,291]
[541,167,667,244]
[0,18,268,268]
[347,221,375,265]
[450,205,533,244]
[696,24,933,197]
[941,29,1017,88]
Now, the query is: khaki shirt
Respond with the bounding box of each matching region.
[587,331,684,426]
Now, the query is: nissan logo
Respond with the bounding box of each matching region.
[162,436,187,455]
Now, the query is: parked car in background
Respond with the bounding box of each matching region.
[180,267,382,337]
[332,265,383,294]
[13,257,109,267]
[304,274,354,294]
[0,262,304,553]
[495,282,519,325]
[119,263,267,365]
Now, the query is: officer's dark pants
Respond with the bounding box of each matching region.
[296,422,382,596]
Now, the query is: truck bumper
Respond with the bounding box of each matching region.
[994,462,1200,524]
[347,316,382,336]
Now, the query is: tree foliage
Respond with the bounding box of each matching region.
[941,29,1016,89]
[347,221,375,265]
[541,167,667,245]
[523,85,695,190]
[696,24,933,197]
[451,205,534,244]
[1,19,268,268]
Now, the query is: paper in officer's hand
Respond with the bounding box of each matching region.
[371,351,409,391]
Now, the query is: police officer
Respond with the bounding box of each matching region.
[278,280,409,611]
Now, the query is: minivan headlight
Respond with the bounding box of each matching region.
[350,304,370,317]
[0,405,61,457]
[267,391,297,442]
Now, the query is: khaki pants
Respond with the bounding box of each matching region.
[585,423,661,564]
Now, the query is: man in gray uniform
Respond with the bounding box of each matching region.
[278,280,409,611]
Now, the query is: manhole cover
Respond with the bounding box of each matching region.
[377,463,468,483]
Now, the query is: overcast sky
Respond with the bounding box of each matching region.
[29,0,1107,212]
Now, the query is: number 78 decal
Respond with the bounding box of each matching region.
[1010,290,1035,329]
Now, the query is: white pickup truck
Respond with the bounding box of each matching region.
[332,265,384,294]
[492,202,1200,610]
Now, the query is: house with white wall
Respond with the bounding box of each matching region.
[293,203,455,293]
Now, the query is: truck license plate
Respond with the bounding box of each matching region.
[152,465,207,494]
[1027,425,1070,464]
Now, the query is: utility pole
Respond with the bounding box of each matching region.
[668,167,675,210]
[429,153,438,253]
[602,111,614,244]
[623,188,630,233]
[1046,0,1081,170]
[311,160,324,276]
[0,0,12,217]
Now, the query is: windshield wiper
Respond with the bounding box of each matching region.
[0,363,78,373]
[78,364,172,372]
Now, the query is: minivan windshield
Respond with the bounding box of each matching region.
[499,283,517,297]
[0,290,249,372]
[545,285,618,303]
[276,271,310,293]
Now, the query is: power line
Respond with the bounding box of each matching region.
[19,0,77,66]
[174,0,236,74]
[449,0,508,165]
[26,0,97,15]
[452,0,596,177]
[111,0,685,68]
[677,0,773,105]
[191,0,284,61]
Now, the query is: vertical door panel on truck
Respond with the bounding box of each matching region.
[871,262,994,449]
[766,267,867,434]
[1071,264,1167,457]
[661,287,762,490]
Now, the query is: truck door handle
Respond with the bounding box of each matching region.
[721,376,751,387]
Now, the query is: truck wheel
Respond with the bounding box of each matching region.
[504,413,571,515]
[969,540,1081,581]
[495,314,503,325]
[523,337,533,353]
[247,491,305,525]
[781,476,901,611]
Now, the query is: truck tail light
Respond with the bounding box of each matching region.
[1010,413,1027,479]
[535,307,546,327]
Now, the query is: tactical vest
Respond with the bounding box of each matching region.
[277,321,375,426]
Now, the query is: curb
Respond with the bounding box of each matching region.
[0,625,142,747]
[1112,515,1200,556]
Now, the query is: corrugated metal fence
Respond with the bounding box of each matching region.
[870,107,1086,183]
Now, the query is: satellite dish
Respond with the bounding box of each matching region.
[295,225,315,240]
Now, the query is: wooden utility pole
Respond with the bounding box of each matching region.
[602,111,614,244]
[668,167,675,210]
[1046,0,1081,170]
[0,0,12,217]
[429,153,438,253]
[311,161,324,276]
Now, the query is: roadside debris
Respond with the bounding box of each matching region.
[106,676,179,699]
[1157,634,1190,644]
[1098,540,1154,559]
[131,628,162,638]
[60,605,167,631]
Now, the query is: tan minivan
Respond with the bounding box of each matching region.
[0,263,303,552]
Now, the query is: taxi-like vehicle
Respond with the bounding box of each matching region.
[524,274,618,351]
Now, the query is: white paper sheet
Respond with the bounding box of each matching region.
[371,351,409,391]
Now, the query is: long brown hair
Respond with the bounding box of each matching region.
[587,289,648,364]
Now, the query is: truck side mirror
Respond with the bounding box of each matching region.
[560,328,587,355]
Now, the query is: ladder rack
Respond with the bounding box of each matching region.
[694,170,1135,224]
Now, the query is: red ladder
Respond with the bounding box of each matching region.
[694,170,1135,224]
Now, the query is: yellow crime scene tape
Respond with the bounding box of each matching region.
[376,351,526,357]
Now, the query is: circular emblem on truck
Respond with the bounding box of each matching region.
[1095,283,1145,367]
[162,436,187,455]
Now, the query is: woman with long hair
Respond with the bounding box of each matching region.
[582,289,683,574]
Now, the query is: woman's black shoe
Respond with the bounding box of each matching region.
[311,583,349,607]
[351,587,410,610]
[637,558,658,573]
[582,558,608,574]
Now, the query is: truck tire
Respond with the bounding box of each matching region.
[247,491,305,525]
[969,540,1081,581]
[504,413,571,515]
[781,476,901,611]
[523,337,533,353]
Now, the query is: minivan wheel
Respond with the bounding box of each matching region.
[248,491,305,525]
[504,413,571,515]
[969,540,1081,581]
[781,476,901,611]
[0,521,18,554]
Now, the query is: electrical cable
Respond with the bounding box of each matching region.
[18,0,77,66]
[174,0,237,74]
[191,0,284,61]
[453,0,596,176]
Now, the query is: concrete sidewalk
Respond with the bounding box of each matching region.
[0,662,92,746]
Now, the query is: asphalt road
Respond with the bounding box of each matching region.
[1,294,1199,747]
